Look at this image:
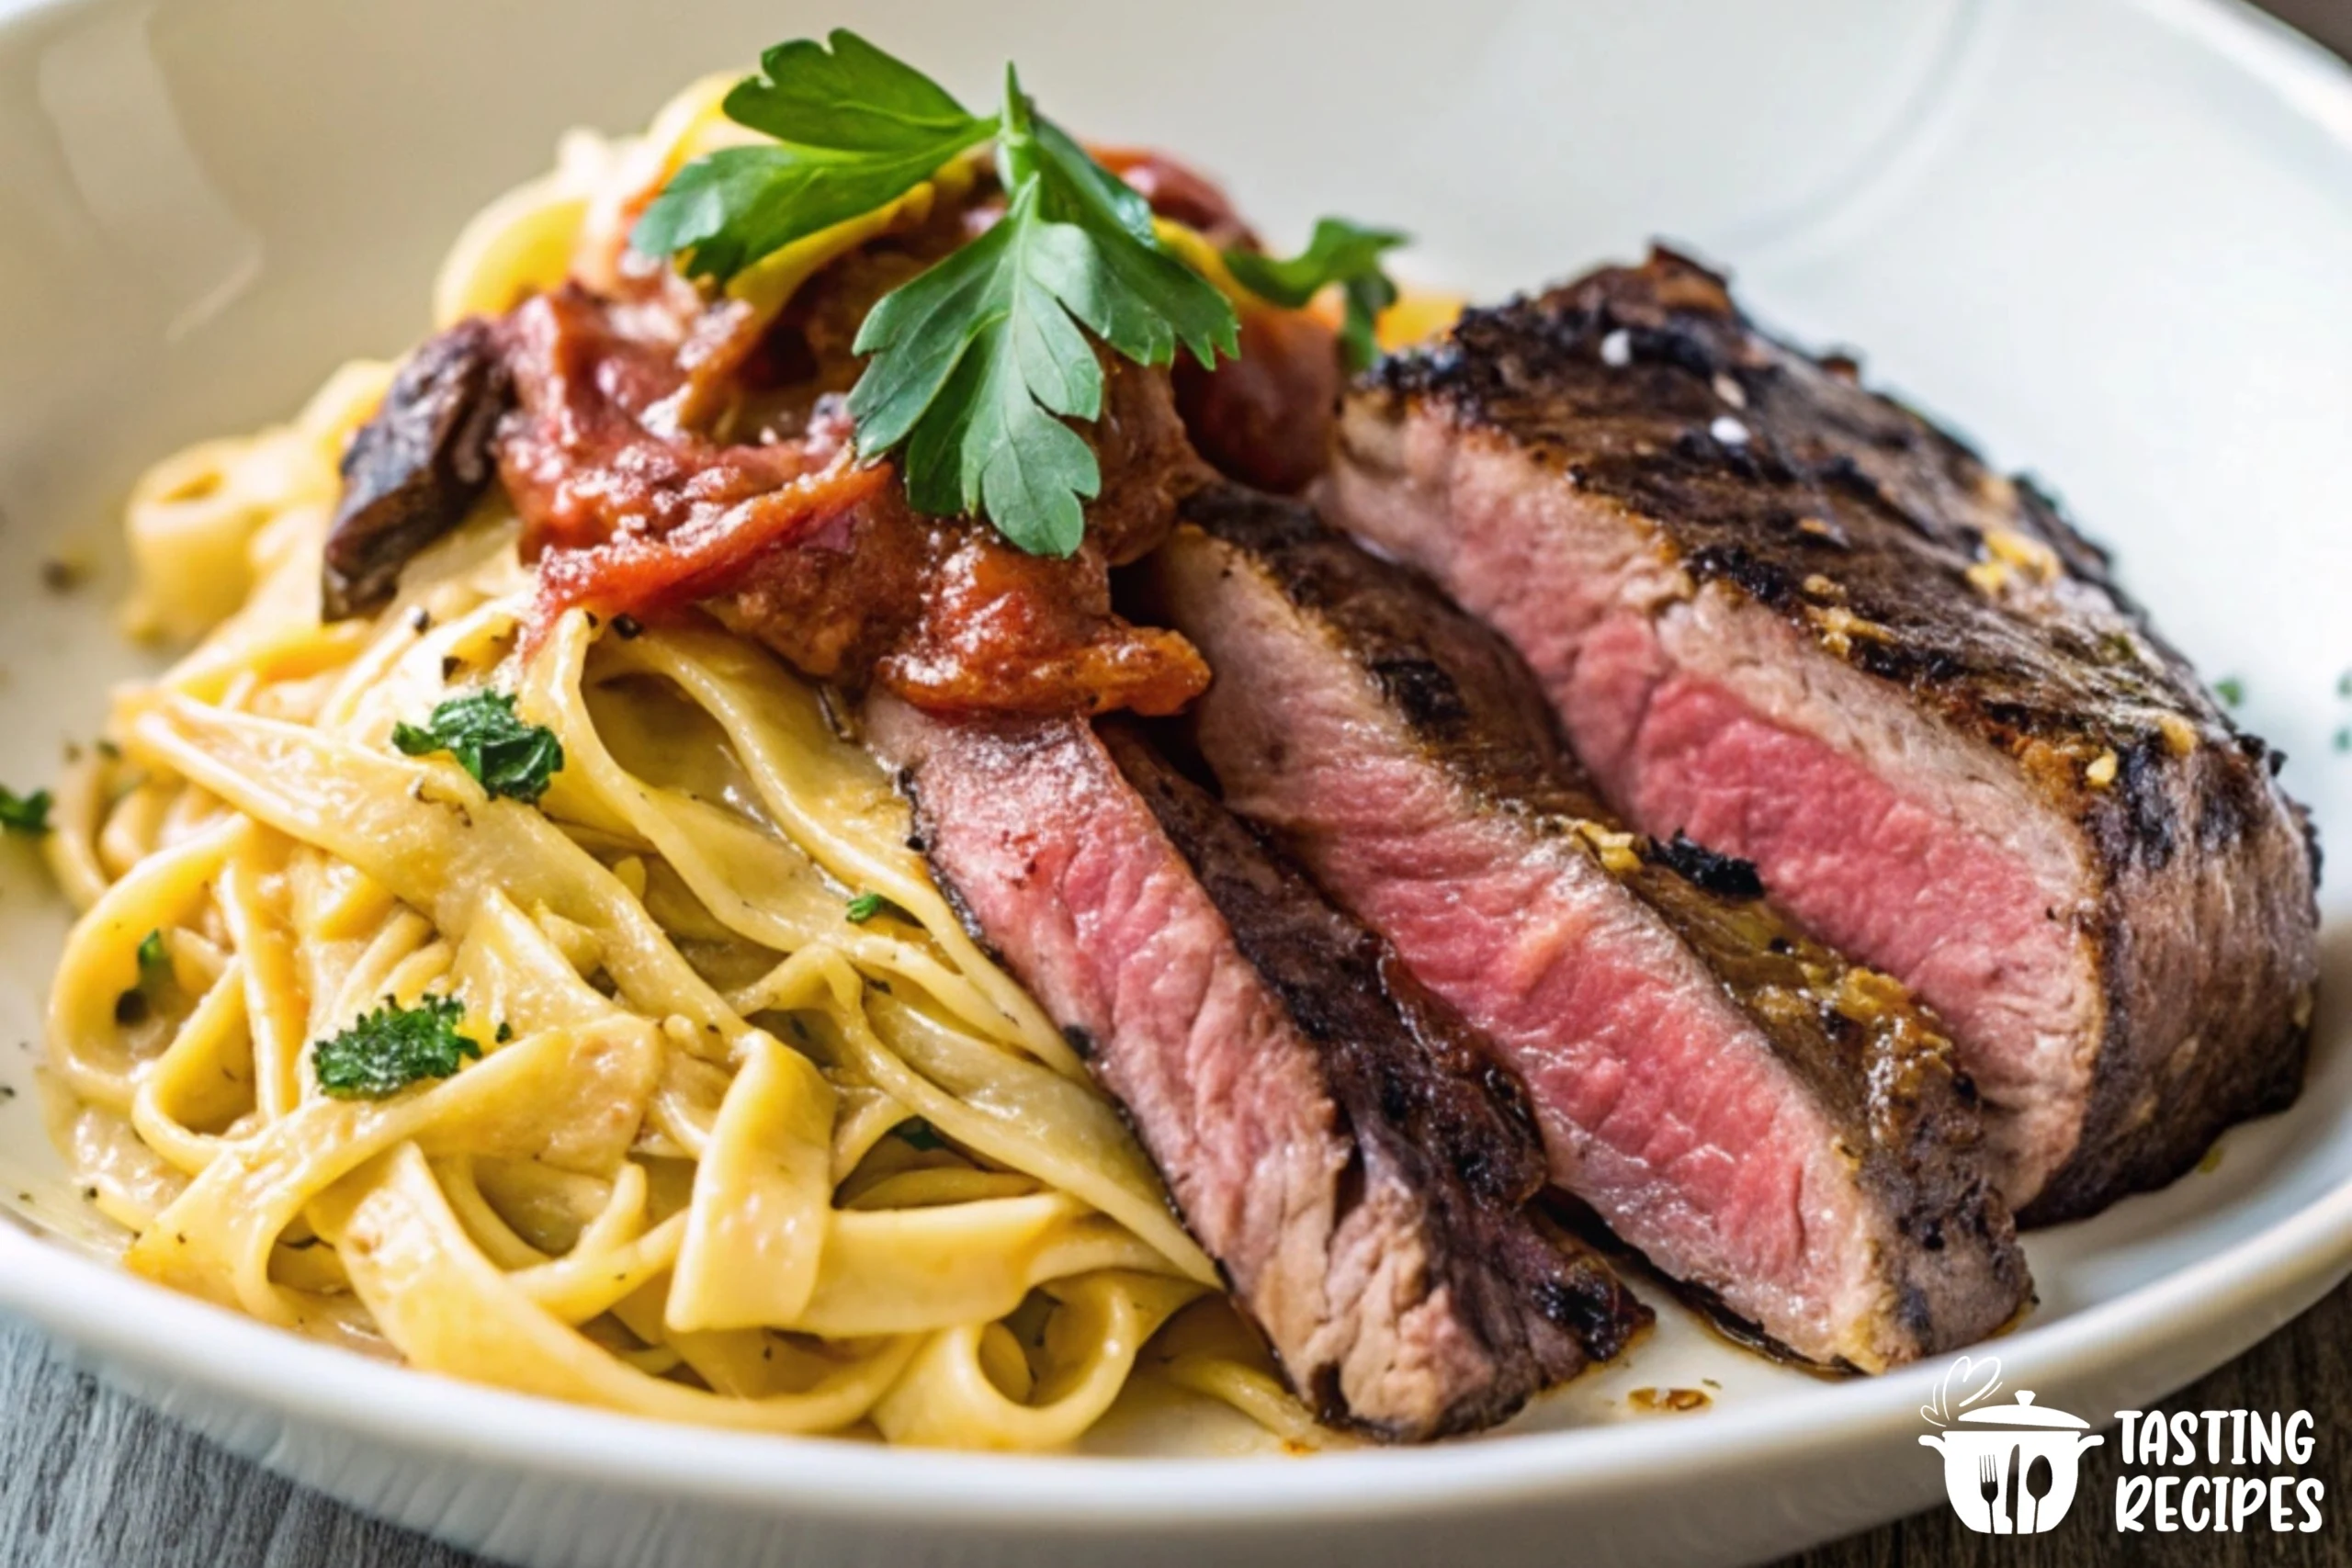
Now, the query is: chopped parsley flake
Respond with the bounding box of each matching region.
[0,785,51,837]
[392,691,563,804]
[115,929,173,1026]
[844,891,910,924]
[312,995,482,1100]
[2214,676,2245,708]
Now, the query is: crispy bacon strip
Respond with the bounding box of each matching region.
[497,287,891,634]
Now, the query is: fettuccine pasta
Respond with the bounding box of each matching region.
[39,82,1322,1452]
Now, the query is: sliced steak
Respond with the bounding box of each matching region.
[1327,248,2320,1222]
[865,695,1645,1439]
[1141,488,2029,1371]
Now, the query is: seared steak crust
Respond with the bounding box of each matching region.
[1338,249,2319,1221]
[1148,489,2029,1368]
[866,697,1643,1438]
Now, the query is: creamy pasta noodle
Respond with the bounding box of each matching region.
[40,73,1319,1452]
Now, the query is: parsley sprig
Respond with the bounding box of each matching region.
[846,70,1238,555]
[313,995,483,1100]
[632,32,1403,558]
[393,691,564,805]
[1223,219,1407,373]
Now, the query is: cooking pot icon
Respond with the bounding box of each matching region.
[1919,1392,2104,1533]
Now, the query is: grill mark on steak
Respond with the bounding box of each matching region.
[1142,487,2030,1370]
[865,695,1644,1439]
[1331,247,2320,1221]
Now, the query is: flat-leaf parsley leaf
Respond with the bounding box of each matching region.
[634,37,1410,557]
[846,66,1238,555]
[631,31,997,284]
[392,691,564,804]
[313,995,483,1100]
[1222,218,1407,372]
[637,39,1242,558]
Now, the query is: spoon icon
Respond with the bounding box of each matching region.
[2022,1452,2055,1533]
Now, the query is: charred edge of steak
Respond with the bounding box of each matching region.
[1167,485,2029,1356]
[322,318,514,621]
[1647,831,1765,899]
[2025,835,2320,1226]
[1102,724,1648,1428]
[1521,1182,1870,1369]
[888,762,1007,967]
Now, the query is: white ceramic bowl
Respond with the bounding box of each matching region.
[1,0,2348,1563]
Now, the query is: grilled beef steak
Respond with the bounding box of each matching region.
[1142,489,2029,1371]
[1327,249,2320,1222]
[865,696,1645,1438]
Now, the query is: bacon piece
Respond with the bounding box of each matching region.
[496,287,889,634]
[1096,148,1253,247]
[494,284,1208,716]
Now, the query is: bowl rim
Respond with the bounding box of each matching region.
[4,1155,2346,1524]
[2,0,2350,1530]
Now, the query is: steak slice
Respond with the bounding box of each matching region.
[865,696,1645,1439]
[1140,488,2029,1371]
[1327,248,2321,1222]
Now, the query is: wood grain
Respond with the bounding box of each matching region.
[4,3,2348,1565]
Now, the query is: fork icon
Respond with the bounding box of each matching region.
[1979,1453,2006,1532]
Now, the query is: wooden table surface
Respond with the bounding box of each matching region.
[6,2,2350,1564]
